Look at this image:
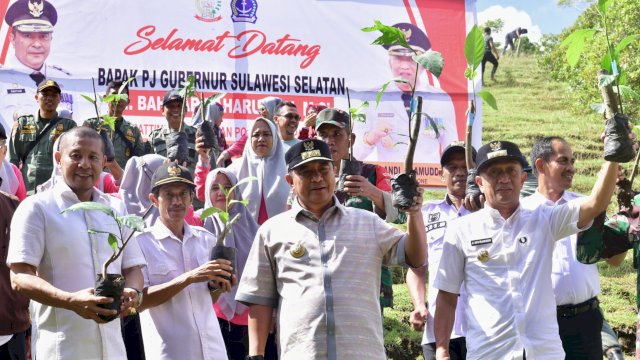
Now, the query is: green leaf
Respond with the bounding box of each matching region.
[118,214,145,232]
[412,51,444,78]
[615,34,640,55]
[349,101,369,123]
[560,29,597,67]
[477,90,498,110]
[200,207,224,220]
[617,85,640,101]
[203,93,226,109]
[107,233,118,251]
[590,103,606,114]
[597,0,613,14]
[102,94,116,103]
[464,25,485,72]
[600,52,614,74]
[87,229,114,235]
[464,67,473,80]
[81,94,96,105]
[229,199,249,207]
[361,20,411,50]
[119,77,135,95]
[61,202,115,218]
[228,176,257,203]
[101,116,116,131]
[179,75,196,98]
[376,81,391,107]
[219,211,229,224]
[597,74,617,87]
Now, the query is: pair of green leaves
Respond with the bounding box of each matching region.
[464,25,498,111]
[81,77,135,131]
[180,74,227,120]
[349,101,369,123]
[61,201,145,251]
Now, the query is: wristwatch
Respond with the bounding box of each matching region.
[133,288,143,308]
[245,356,265,360]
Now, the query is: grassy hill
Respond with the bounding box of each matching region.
[384,55,638,359]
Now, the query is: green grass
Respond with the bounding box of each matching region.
[384,55,638,359]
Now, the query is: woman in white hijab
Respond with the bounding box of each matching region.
[201,167,260,358]
[0,126,25,200]
[229,117,288,224]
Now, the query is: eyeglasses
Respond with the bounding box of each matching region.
[279,113,300,121]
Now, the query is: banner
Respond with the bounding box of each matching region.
[0,0,481,187]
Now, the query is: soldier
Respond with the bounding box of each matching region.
[9,79,76,194]
[351,22,457,165]
[84,80,144,171]
[0,0,74,134]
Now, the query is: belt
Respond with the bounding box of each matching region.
[556,297,599,317]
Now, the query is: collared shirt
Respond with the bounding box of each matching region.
[422,195,469,344]
[236,196,409,360]
[434,200,589,360]
[7,181,146,360]
[521,190,600,305]
[136,221,227,360]
[9,112,76,193]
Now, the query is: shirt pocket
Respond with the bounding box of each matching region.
[146,263,175,285]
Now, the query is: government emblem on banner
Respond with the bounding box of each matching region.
[230,0,257,24]
[194,0,223,22]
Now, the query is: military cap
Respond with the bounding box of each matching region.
[37,79,61,93]
[5,0,57,33]
[475,140,528,174]
[440,141,477,167]
[285,139,333,172]
[315,108,350,131]
[162,90,184,106]
[151,163,195,190]
[383,22,431,56]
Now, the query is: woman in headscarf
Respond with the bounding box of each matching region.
[201,167,260,359]
[297,104,327,140]
[0,125,26,200]
[229,117,288,224]
[216,97,282,167]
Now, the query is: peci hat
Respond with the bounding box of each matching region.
[475,140,528,174]
[285,139,333,172]
[162,90,184,106]
[151,163,195,190]
[440,141,476,167]
[5,0,57,33]
[37,79,60,93]
[315,108,350,131]
[383,23,431,56]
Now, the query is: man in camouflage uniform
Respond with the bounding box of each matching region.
[148,90,197,173]
[84,80,144,171]
[9,79,75,194]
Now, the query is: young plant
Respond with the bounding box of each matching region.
[199,176,257,246]
[61,202,146,279]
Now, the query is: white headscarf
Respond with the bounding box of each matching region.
[260,96,282,121]
[229,118,289,223]
[202,167,258,320]
[118,154,166,226]
[190,102,224,128]
[0,159,19,195]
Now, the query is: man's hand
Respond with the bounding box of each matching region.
[67,288,116,324]
[409,304,428,331]
[364,130,388,146]
[343,175,380,199]
[188,259,233,291]
[436,347,451,360]
[405,187,424,215]
[463,193,485,212]
[216,150,230,167]
[196,134,210,162]
[304,112,317,128]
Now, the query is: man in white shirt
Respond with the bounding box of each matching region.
[274,101,301,152]
[522,136,627,360]
[8,126,145,360]
[433,140,624,360]
[406,142,476,360]
[136,162,232,360]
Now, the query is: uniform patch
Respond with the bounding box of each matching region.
[471,238,492,246]
[7,88,25,94]
[428,212,440,222]
[426,221,446,232]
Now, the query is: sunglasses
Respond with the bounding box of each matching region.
[279,113,300,121]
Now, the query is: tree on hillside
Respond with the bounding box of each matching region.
[482,18,504,33]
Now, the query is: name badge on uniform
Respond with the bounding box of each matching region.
[470,238,492,246]
[7,88,25,94]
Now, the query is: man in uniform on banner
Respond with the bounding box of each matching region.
[9,79,75,194]
[84,80,145,170]
[0,0,74,135]
[352,22,457,165]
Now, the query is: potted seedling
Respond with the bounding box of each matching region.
[361,21,445,210]
[335,89,368,192]
[61,202,148,322]
[195,85,226,153]
[81,77,135,162]
[461,25,498,206]
[199,176,257,281]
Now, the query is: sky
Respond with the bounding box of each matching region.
[476,0,583,44]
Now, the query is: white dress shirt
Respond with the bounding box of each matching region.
[7,181,146,360]
[521,190,600,305]
[136,221,227,360]
[434,200,590,360]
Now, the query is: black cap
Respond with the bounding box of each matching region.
[5,0,57,32]
[151,163,195,190]
[440,141,476,167]
[383,23,431,56]
[476,140,528,174]
[285,139,333,172]
[162,90,183,106]
[37,79,60,93]
[315,108,349,131]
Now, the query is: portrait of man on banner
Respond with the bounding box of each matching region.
[351,22,458,172]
